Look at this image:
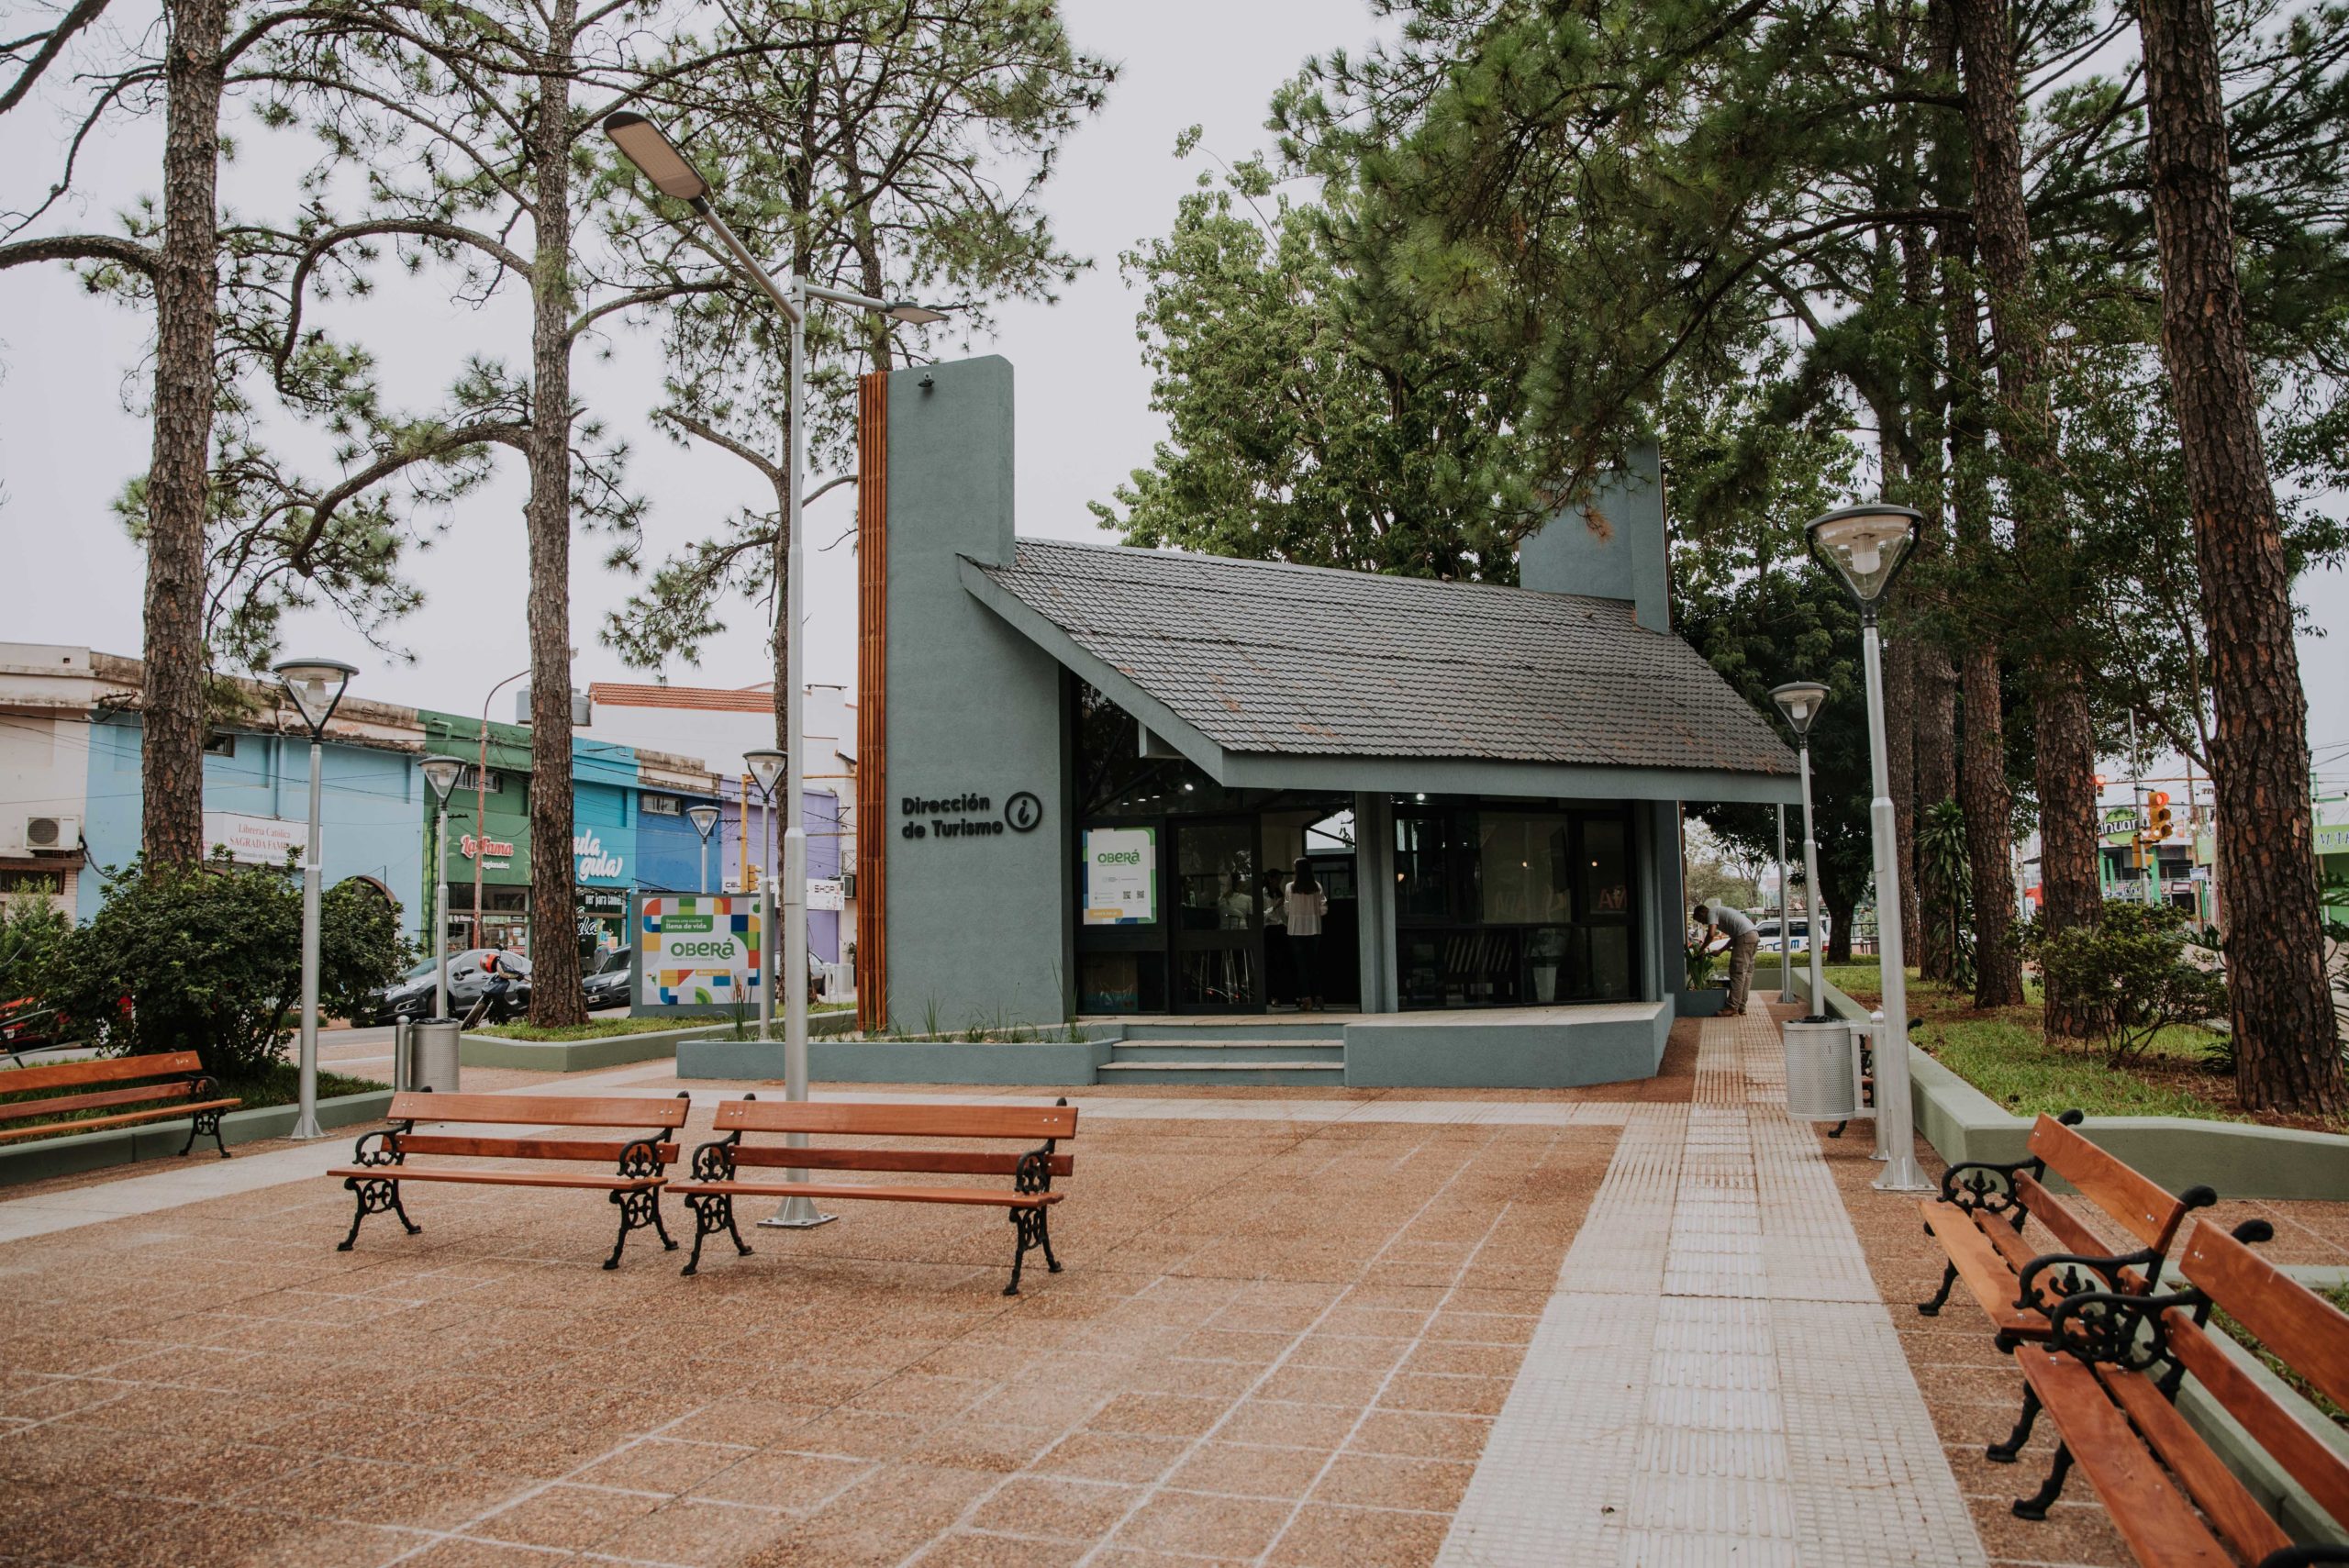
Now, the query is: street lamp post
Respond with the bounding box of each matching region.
[1776,805,1794,1004]
[1770,683,1831,1019]
[473,667,529,953]
[744,751,785,1043]
[687,803,721,895]
[419,755,465,1018]
[272,656,358,1140]
[606,111,942,1233]
[1806,502,1932,1192]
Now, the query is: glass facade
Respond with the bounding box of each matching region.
[1070,679,1643,1015]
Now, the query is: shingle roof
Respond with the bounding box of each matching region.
[970,539,1794,777]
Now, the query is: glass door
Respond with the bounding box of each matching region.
[1172,818,1261,1011]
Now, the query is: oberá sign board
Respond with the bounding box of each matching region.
[636,894,761,1012]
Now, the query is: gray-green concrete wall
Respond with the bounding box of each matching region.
[882,356,1072,1029]
[1643,799,1688,999]
[1354,791,1398,1012]
[1520,443,1669,631]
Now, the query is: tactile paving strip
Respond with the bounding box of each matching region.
[1435,1005,1987,1568]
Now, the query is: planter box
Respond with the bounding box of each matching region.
[458,1011,860,1073]
[0,1087,395,1186]
[1675,987,1728,1017]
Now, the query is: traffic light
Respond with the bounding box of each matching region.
[2146,790,2173,840]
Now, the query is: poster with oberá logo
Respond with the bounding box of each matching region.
[1083,827,1157,925]
[635,894,761,1013]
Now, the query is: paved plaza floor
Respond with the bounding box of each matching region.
[0,1003,2342,1567]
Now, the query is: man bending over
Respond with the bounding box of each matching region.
[1695,898,1760,1018]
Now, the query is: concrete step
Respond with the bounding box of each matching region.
[1108,1040,1344,1063]
[1114,1020,1346,1041]
[1095,1060,1345,1086]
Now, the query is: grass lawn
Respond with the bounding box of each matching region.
[477,1006,851,1043]
[1794,962,2246,1123]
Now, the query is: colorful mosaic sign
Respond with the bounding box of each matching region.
[638,894,761,1010]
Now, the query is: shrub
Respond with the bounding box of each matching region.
[1685,935,1720,989]
[35,852,408,1078]
[2021,900,2228,1067]
[0,897,71,1006]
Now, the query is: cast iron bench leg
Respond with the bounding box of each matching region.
[339,1176,420,1251]
[607,1186,669,1271]
[2013,1441,2074,1519]
[1917,1258,1959,1317]
[1987,1385,2040,1463]
[178,1106,229,1159]
[682,1194,751,1277]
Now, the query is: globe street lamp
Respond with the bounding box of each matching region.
[608,110,941,1230]
[272,655,357,1140]
[1770,682,1831,1018]
[419,754,465,1018]
[1806,502,1931,1192]
[686,802,722,895]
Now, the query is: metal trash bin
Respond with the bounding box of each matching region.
[1782,1018,1857,1120]
[403,1018,462,1095]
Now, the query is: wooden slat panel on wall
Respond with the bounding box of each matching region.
[855,371,888,1031]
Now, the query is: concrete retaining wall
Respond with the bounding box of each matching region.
[1343,1004,1673,1089]
[677,1034,1107,1084]
[1791,971,2349,1202]
[464,1012,858,1074]
[0,1088,395,1185]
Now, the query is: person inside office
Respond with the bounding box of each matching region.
[1695,898,1761,1017]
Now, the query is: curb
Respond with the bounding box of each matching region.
[0,1088,395,1186]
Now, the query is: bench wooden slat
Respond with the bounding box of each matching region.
[328,1166,664,1190]
[2009,1171,2115,1259]
[673,1180,1060,1208]
[711,1100,1076,1140]
[726,1147,1074,1178]
[2095,1362,2292,1566]
[1923,1200,2044,1335]
[388,1093,690,1129]
[0,1097,239,1143]
[396,1135,681,1163]
[2013,1346,2232,1568]
[2178,1221,2349,1413]
[0,1051,205,1095]
[0,1080,196,1124]
[2029,1113,2196,1251]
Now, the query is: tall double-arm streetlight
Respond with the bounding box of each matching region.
[1807,503,1931,1193]
[605,111,942,1230]
[272,656,357,1140]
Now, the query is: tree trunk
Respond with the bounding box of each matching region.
[2139,0,2346,1115]
[1954,0,2101,1032]
[524,11,584,1029]
[1946,244,2028,1008]
[140,0,227,868]
[1912,8,1965,983]
[1826,892,1858,965]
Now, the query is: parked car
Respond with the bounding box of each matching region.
[374,949,533,1023]
[1750,917,1827,956]
[583,947,632,1011]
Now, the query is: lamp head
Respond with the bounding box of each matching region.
[419,753,465,806]
[1769,680,1831,739]
[602,111,710,202]
[744,749,786,796]
[686,802,722,840]
[1807,502,1921,610]
[885,300,947,325]
[272,656,358,735]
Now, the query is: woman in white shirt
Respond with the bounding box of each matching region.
[1284,858,1330,1011]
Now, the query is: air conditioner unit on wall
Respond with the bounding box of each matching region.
[20,816,81,856]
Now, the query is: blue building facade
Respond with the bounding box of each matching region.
[79,713,428,924]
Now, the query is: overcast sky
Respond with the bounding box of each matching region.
[3,1,2344,801]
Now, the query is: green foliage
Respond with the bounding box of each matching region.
[2021,901,2232,1067]
[33,854,408,1078]
[1092,153,1542,576]
[1685,938,1720,990]
[1917,800,1976,989]
[0,897,71,1008]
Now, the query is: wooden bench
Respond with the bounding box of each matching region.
[1997,1217,2349,1564]
[1918,1108,2216,1351]
[672,1096,1077,1294]
[0,1050,238,1155]
[328,1091,690,1268]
